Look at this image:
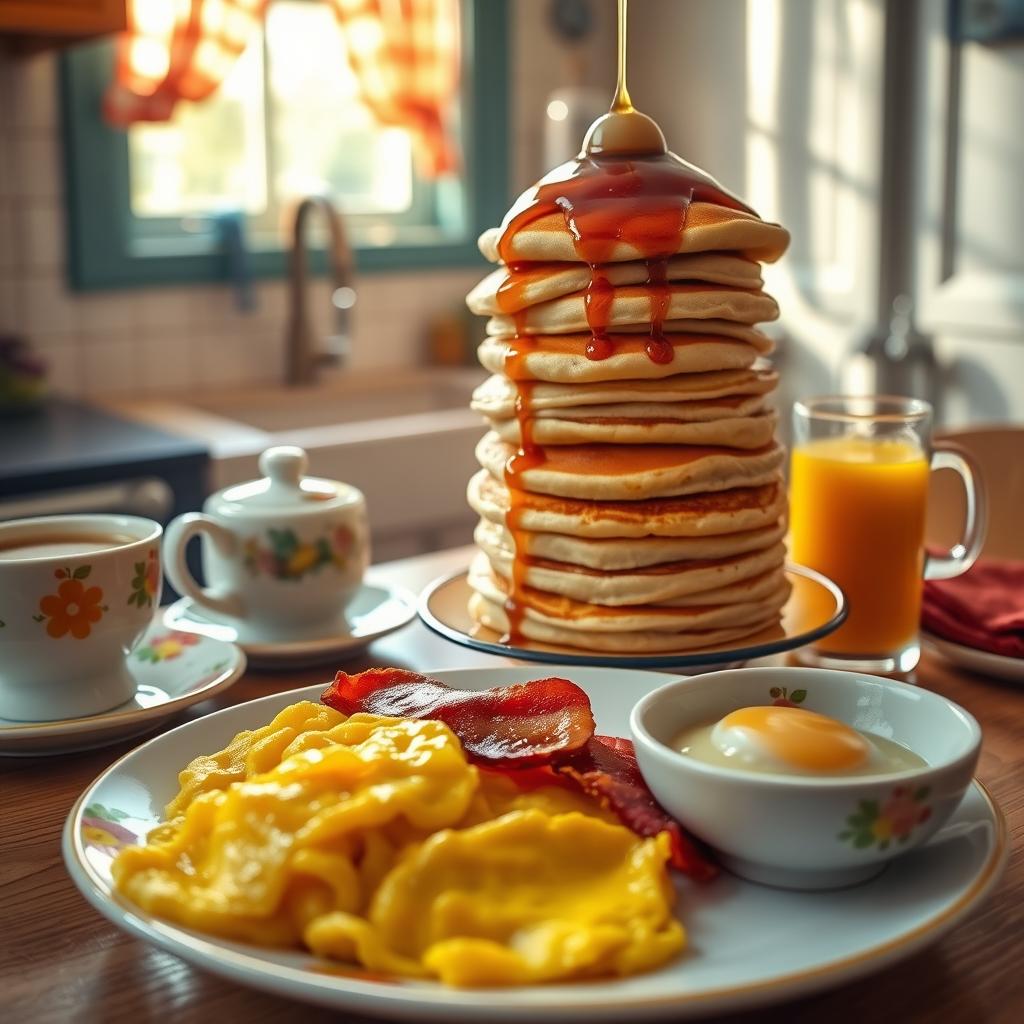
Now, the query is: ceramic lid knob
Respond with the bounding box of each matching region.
[259,446,308,493]
[208,444,355,513]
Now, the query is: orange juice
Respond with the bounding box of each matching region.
[789,436,930,655]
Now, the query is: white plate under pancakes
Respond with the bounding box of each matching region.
[63,668,1006,1021]
[419,564,846,670]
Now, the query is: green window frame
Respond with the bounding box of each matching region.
[59,0,508,290]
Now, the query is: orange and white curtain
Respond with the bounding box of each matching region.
[104,0,461,176]
[104,1,265,125]
[329,0,461,175]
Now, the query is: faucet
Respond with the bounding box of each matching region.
[285,195,355,386]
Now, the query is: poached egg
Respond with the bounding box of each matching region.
[674,705,924,777]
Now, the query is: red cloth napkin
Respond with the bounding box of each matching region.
[922,557,1024,658]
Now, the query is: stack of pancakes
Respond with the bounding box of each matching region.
[464,176,791,654]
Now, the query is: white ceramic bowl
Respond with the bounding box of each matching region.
[630,667,981,890]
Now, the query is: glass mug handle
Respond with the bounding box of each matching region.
[923,443,987,581]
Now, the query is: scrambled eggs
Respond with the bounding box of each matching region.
[113,701,684,986]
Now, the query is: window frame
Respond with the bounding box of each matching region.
[59,0,509,290]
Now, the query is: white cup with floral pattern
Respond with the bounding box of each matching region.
[0,514,163,721]
[163,446,370,641]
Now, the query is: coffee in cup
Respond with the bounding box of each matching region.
[0,514,163,721]
[0,532,138,559]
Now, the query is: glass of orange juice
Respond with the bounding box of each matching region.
[789,396,986,672]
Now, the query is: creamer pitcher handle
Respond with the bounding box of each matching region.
[163,513,245,618]
[924,444,987,581]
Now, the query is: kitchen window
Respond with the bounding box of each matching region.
[60,0,508,289]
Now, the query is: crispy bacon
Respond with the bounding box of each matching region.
[321,668,595,765]
[557,736,718,882]
[320,668,716,881]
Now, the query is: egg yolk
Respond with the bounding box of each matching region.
[713,706,870,772]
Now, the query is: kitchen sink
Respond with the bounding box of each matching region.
[187,373,480,433]
[104,367,487,558]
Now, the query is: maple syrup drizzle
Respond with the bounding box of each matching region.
[502,331,543,643]
[495,262,562,314]
[612,0,632,114]
[645,257,674,364]
[505,332,728,364]
[584,266,615,360]
[495,0,755,643]
[500,153,747,369]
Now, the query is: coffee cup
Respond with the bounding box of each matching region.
[0,514,163,721]
[163,446,370,639]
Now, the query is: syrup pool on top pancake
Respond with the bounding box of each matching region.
[673,706,926,778]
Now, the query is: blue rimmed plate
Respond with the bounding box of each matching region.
[418,564,846,671]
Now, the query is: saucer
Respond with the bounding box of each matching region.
[163,575,417,669]
[419,564,847,671]
[923,631,1024,684]
[0,621,245,757]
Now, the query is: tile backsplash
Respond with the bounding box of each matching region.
[0,3,615,400]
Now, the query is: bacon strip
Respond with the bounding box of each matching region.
[321,668,595,765]
[557,735,718,882]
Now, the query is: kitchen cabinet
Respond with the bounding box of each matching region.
[0,0,125,46]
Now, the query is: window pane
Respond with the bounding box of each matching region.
[265,1,414,216]
[128,42,267,218]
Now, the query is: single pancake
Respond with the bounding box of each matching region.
[478,332,772,384]
[467,253,764,316]
[467,469,787,538]
[476,433,786,500]
[486,285,779,338]
[489,408,779,449]
[473,516,787,569]
[479,200,790,265]
[470,591,780,652]
[470,368,778,416]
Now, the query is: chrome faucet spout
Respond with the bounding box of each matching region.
[285,195,355,386]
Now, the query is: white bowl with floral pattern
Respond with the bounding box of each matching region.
[630,667,981,890]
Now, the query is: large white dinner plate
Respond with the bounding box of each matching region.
[63,668,1007,1021]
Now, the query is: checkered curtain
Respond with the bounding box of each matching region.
[329,0,462,175]
[104,0,266,125]
[104,0,461,178]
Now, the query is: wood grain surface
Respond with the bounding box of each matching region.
[2,547,1022,1024]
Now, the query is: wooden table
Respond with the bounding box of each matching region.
[3,546,1022,1023]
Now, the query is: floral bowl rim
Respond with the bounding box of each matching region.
[629,666,982,792]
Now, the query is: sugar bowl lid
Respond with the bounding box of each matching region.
[209,446,363,517]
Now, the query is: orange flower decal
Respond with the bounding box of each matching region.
[37,572,107,639]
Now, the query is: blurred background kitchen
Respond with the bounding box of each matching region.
[0,0,1021,562]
